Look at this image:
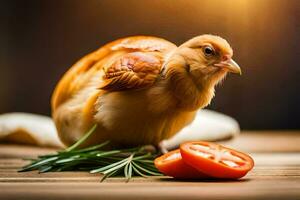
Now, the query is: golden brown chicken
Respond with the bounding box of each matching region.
[51,35,241,149]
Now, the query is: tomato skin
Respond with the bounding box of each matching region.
[154,149,208,179]
[180,142,254,179]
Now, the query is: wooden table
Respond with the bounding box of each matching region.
[1,131,300,200]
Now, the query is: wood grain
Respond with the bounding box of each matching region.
[0,131,300,200]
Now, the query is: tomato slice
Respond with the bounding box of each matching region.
[154,149,209,179]
[180,142,254,179]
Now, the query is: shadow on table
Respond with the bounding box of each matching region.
[157,177,251,183]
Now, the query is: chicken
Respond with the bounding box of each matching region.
[51,34,241,149]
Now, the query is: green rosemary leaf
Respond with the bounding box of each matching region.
[124,154,134,181]
[56,161,83,171]
[19,156,59,172]
[72,141,110,153]
[124,161,129,178]
[90,158,128,173]
[135,159,156,164]
[39,166,53,173]
[95,150,121,157]
[101,158,130,175]
[55,156,81,164]
[20,123,163,182]
[132,153,153,160]
[131,164,148,178]
[65,124,98,152]
[127,162,133,182]
[100,168,121,182]
[132,161,162,176]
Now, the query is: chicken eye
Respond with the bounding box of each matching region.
[203,46,215,57]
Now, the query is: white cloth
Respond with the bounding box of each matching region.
[0,113,64,147]
[162,109,240,150]
[0,110,239,149]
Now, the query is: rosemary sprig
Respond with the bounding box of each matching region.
[19,125,163,182]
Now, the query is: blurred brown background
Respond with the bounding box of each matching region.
[0,0,299,129]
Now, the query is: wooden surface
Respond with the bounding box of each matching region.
[1,131,300,200]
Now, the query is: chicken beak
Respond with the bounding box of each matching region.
[214,59,242,75]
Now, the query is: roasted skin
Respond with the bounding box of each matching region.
[51,35,241,148]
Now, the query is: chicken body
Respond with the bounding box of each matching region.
[54,76,197,148]
[52,35,241,148]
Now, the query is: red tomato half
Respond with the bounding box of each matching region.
[180,142,254,179]
[154,149,208,179]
